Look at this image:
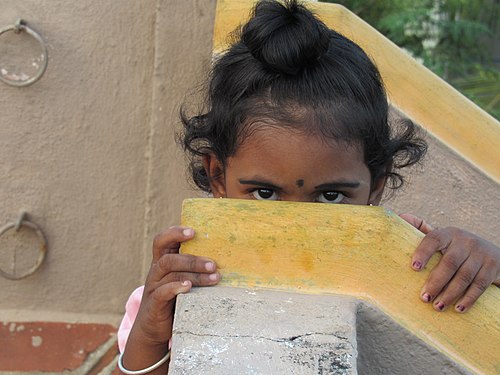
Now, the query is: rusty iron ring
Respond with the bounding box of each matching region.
[0,213,48,280]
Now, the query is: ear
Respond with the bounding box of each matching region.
[368,175,386,205]
[202,153,227,198]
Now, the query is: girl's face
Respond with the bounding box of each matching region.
[204,126,385,206]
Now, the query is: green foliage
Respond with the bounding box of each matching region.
[321,0,499,119]
[453,65,500,119]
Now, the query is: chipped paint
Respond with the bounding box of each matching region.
[31,336,42,347]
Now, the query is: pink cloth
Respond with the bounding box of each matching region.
[118,285,174,354]
[117,285,144,353]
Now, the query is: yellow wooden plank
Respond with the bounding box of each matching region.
[213,0,500,185]
[181,198,500,375]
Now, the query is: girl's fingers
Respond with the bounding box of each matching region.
[152,226,195,261]
[160,271,221,287]
[411,228,452,271]
[149,253,218,284]
[454,266,497,313]
[420,245,469,303]
[430,257,482,311]
[414,228,500,312]
[151,280,194,304]
[399,213,434,234]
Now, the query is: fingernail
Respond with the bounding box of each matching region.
[412,260,422,270]
[182,280,190,286]
[435,301,445,311]
[421,293,431,302]
[455,304,465,313]
[182,228,194,237]
[205,262,215,272]
[208,273,219,281]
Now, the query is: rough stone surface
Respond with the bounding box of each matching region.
[170,287,358,375]
[170,287,475,375]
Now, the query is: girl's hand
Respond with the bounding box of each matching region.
[400,213,500,313]
[122,226,220,372]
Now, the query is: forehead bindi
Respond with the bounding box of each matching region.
[231,126,370,185]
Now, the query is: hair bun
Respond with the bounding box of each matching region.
[241,0,330,75]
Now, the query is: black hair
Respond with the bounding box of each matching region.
[181,0,427,193]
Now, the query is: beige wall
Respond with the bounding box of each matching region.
[0,0,498,324]
[1,0,217,323]
[388,131,500,245]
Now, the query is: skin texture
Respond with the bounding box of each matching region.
[121,127,500,373]
[121,227,220,374]
[204,127,386,205]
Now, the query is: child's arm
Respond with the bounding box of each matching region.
[119,226,220,374]
[400,213,500,313]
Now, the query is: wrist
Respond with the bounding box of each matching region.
[130,313,173,348]
[120,349,170,375]
[122,321,172,369]
[127,324,171,352]
[121,337,171,374]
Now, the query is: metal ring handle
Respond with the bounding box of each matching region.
[0,19,48,87]
[0,214,48,280]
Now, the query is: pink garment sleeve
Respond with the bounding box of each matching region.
[117,285,144,353]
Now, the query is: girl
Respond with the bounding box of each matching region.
[117,1,500,373]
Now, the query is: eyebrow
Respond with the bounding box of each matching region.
[238,179,282,190]
[314,182,360,190]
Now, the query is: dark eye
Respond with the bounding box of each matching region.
[252,189,278,200]
[317,191,344,203]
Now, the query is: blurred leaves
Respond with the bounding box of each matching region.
[321,0,500,119]
[454,66,500,119]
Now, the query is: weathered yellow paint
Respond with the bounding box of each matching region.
[213,0,500,185]
[181,198,500,375]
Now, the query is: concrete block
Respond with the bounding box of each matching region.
[170,287,472,375]
[171,287,358,374]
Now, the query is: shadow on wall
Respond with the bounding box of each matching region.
[356,302,470,375]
